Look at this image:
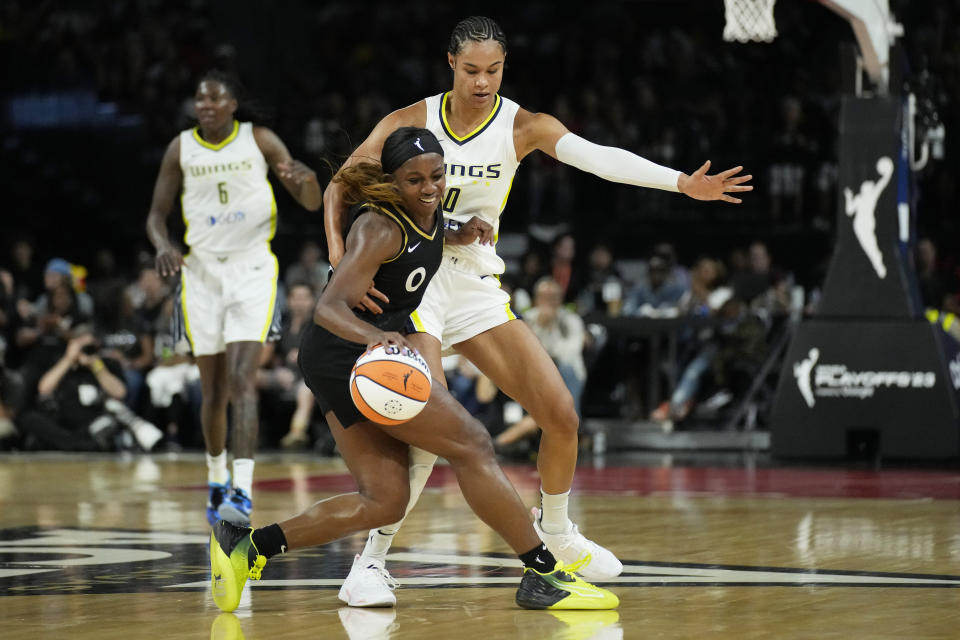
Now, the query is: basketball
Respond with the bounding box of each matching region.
[350,344,432,425]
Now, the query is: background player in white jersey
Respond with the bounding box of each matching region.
[146,71,322,526]
[324,16,752,605]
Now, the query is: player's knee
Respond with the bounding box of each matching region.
[537,392,579,439]
[202,385,229,409]
[362,485,409,526]
[226,371,257,401]
[458,417,497,460]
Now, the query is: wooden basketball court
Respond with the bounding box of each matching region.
[3,452,960,639]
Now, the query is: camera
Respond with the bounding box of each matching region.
[81,343,99,355]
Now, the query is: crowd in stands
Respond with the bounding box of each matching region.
[2,226,958,456]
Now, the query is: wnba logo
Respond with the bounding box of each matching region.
[794,348,819,408]
[843,156,892,279]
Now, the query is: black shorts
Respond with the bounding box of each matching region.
[298,321,367,428]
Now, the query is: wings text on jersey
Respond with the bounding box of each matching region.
[186,160,255,177]
[444,163,502,179]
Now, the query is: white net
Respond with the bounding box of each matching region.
[723,0,778,43]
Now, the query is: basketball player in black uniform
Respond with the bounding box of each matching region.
[209,127,618,613]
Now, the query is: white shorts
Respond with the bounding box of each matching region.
[408,257,519,352]
[175,247,281,356]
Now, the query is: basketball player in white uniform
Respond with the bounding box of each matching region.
[147,71,321,527]
[324,17,752,606]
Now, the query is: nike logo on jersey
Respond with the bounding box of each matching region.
[407,241,421,253]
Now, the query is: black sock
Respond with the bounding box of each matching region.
[519,543,557,573]
[251,524,288,559]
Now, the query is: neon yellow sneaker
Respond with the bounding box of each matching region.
[515,562,619,610]
[210,520,266,612]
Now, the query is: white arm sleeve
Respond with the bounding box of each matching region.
[554,132,682,192]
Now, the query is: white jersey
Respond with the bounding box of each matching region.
[179,121,276,257]
[424,92,521,275]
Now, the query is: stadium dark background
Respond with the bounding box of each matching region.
[1,0,957,291]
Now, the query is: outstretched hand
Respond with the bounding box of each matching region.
[678,161,753,203]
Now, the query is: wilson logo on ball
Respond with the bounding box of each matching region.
[350,344,432,425]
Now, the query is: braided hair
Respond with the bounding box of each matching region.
[334,127,443,209]
[447,16,507,56]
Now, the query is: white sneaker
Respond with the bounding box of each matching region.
[531,507,623,580]
[338,554,398,607]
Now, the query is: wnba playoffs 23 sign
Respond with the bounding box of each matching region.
[793,346,936,408]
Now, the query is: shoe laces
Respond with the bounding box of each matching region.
[365,562,398,591]
[246,532,267,581]
[248,553,266,580]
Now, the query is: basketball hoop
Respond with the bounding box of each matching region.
[723,0,778,43]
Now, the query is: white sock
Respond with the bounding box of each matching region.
[232,458,255,495]
[361,529,396,563]
[539,488,572,534]
[361,447,437,562]
[206,451,229,485]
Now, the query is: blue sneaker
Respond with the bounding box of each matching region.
[207,477,231,527]
[217,488,252,526]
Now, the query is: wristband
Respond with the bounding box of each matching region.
[91,359,105,374]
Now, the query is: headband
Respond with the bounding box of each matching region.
[382,132,444,174]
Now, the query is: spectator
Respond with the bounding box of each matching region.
[86,248,128,331]
[35,258,95,318]
[623,254,687,316]
[259,282,322,450]
[549,233,583,304]
[511,249,546,313]
[445,355,504,437]
[16,279,91,390]
[18,326,163,451]
[284,240,330,296]
[731,241,778,305]
[525,277,587,414]
[7,238,42,306]
[650,257,730,426]
[651,242,690,292]
[576,243,626,316]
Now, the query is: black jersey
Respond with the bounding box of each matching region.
[347,201,444,331]
[298,200,443,428]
